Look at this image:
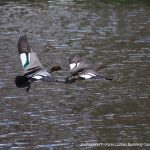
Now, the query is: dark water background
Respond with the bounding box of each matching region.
[0,0,150,149]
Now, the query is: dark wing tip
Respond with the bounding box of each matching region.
[18,35,31,54]
[68,53,82,64]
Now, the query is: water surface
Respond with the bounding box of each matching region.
[0,0,150,149]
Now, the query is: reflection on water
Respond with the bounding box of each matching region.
[0,0,150,149]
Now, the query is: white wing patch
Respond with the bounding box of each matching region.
[32,75,43,80]
[80,73,96,79]
[70,62,80,70]
[28,53,31,62]
[20,53,27,67]
[20,53,30,68]
[70,63,76,70]
[77,62,80,67]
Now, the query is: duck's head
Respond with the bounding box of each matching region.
[50,65,62,72]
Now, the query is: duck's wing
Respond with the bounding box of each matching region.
[18,35,43,72]
[66,68,113,83]
[68,54,89,72]
[65,68,86,83]
[77,69,97,79]
[68,54,82,65]
[78,68,113,80]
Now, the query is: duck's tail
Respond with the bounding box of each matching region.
[91,75,113,80]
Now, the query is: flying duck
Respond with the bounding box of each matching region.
[15,35,61,92]
[66,54,113,83]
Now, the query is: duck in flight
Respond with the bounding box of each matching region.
[66,54,113,83]
[15,35,62,92]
